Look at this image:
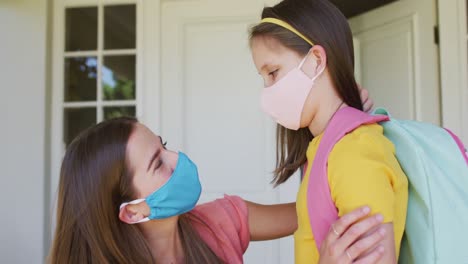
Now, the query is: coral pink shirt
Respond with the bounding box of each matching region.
[191,195,250,264]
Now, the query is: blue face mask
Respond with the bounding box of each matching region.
[119,152,202,223]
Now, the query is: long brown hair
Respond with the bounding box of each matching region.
[250,0,363,185]
[49,117,222,264]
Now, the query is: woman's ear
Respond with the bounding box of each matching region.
[119,202,149,224]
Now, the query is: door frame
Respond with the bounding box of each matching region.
[439,0,468,142]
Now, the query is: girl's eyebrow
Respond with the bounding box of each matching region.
[260,64,269,73]
[260,63,279,74]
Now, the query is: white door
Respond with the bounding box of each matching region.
[160,0,296,263]
[351,0,440,123]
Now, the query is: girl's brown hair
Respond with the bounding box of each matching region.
[49,117,221,264]
[250,0,363,185]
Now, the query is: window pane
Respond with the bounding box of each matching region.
[102,55,136,100]
[64,108,96,145]
[65,57,98,101]
[104,5,136,50]
[65,7,98,51]
[104,106,136,120]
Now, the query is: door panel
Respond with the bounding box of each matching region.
[350,0,440,123]
[161,0,294,263]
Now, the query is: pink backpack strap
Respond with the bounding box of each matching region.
[444,128,468,165]
[307,107,389,250]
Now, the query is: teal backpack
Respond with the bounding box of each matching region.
[303,107,468,263]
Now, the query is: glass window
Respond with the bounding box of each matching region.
[64,108,97,145]
[64,57,98,102]
[62,3,138,146]
[104,5,136,50]
[104,106,136,120]
[102,55,136,100]
[65,7,98,51]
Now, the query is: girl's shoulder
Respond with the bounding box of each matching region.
[334,123,395,154]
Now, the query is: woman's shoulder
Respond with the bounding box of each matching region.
[190,195,249,263]
[192,195,249,240]
[194,195,247,216]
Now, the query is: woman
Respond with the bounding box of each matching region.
[49,117,385,263]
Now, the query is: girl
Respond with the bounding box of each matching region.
[49,117,386,264]
[249,0,408,263]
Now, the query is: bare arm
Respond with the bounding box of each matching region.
[245,201,297,241]
[244,200,387,263]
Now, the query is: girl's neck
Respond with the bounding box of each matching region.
[308,91,347,137]
[140,218,185,264]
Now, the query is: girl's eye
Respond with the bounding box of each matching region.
[268,69,279,78]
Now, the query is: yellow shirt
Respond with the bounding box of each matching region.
[294,124,408,264]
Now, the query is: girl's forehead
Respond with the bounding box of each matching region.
[252,37,299,71]
[252,35,287,53]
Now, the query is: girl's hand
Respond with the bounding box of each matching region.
[359,87,374,113]
[318,206,386,264]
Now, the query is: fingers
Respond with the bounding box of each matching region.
[359,88,375,113]
[359,87,369,102]
[354,246,385,264]
[334,214,384,255]
[346,225,386,260]
[320,206,383,264]
[360,88,375,113]
[322,206,371,249]
[363,99,374,113]
[331,206,371,237]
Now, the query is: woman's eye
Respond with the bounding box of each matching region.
[153,159,163,173]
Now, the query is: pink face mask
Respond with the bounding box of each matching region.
[261,55,325,130]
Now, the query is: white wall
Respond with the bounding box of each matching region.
[0,0,49,263]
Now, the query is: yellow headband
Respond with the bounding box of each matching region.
[260,18,314,46]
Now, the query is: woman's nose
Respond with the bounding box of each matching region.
[166,150,179,170]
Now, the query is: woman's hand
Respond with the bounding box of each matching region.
[359,87,374,113]
[318,206,386,264]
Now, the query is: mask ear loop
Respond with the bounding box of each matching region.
[298,50,310,69]
[298,50,325,82]
[119,199,151,224]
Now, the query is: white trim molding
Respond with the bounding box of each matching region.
[50,0,149,237]
[439,0,468,143]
